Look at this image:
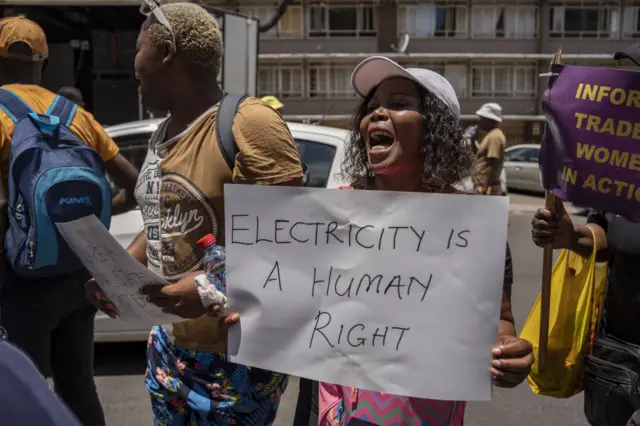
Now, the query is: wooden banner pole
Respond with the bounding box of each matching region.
[538,46,563,372]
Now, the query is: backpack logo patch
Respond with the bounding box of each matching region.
[59,196,92,207]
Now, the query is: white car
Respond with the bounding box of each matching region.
[96,120,348,342]
[503,144,543,193]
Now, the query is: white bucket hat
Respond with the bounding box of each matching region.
[475,103,503,123]
[350,56,460,120]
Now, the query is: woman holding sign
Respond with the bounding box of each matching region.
[311,57,535,426]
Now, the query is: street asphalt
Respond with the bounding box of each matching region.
[92,192,590,426]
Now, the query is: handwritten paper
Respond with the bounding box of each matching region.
[225,185,509,402]
[57,215,181,326]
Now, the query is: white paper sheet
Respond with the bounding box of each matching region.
[57,216,181,326]
[224,185,509,401]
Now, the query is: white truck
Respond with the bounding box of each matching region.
[0,1,259,124]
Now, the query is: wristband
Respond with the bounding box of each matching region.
[194,274,227,311]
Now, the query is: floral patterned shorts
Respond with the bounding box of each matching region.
[145,326,288,426]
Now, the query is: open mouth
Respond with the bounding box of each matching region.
[369,131,395,152]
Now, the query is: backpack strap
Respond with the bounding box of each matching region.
[0,88,35,123]
[215,93,247,172]
[47,95,78,128]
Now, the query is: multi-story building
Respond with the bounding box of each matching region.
[3,0,639,146]
[234,0,640,145]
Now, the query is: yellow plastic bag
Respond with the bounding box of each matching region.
[520,236,607,398]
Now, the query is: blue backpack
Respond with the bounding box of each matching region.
[0,89,112,278]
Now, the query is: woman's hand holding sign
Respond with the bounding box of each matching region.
[489,275,535,388]
[490,334,534,388]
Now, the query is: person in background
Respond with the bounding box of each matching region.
[57,85,85,109]
[0,16,139,426]
[313,56,533,426]
[261,95,283,114]
[86,3,303,424]
[472,102,506,195]
[261,96,316,125]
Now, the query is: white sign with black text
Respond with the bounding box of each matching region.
[225,185,509,401]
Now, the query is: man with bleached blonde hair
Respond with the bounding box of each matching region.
[85,1,303,424]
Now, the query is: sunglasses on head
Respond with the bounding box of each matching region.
[140,0,176,51]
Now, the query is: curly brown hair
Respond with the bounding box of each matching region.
[340,84,475,192]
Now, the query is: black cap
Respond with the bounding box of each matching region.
[614,45,640,66]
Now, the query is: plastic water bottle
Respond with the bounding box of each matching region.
[198,234,226,295]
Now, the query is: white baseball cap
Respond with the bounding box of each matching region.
[475,103,503,123]
[350,56,460,120]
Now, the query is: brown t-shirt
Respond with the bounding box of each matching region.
[136,97,303,351]
[472,127,506,187]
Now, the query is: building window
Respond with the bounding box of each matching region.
[397,61,467,98]
[308,63,354,98]
[308,4,376,38]
[470,6,537,39]
[513,66,537,97]
[549,5,620,38]
[444,64,468,98]
[240,5,303,38]
[623,6,640,38]
[259,64,304,98]
[471,64,537,98]
[398,4,467,38]
[572,59,638,71]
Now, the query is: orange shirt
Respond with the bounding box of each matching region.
[0,84,119,172]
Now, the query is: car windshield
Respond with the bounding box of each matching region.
[295,139,336,188]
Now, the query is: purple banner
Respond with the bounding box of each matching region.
[540,64,640,221]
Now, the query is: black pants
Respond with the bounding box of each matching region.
[0,263,104,426]
[294,378,318,426]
